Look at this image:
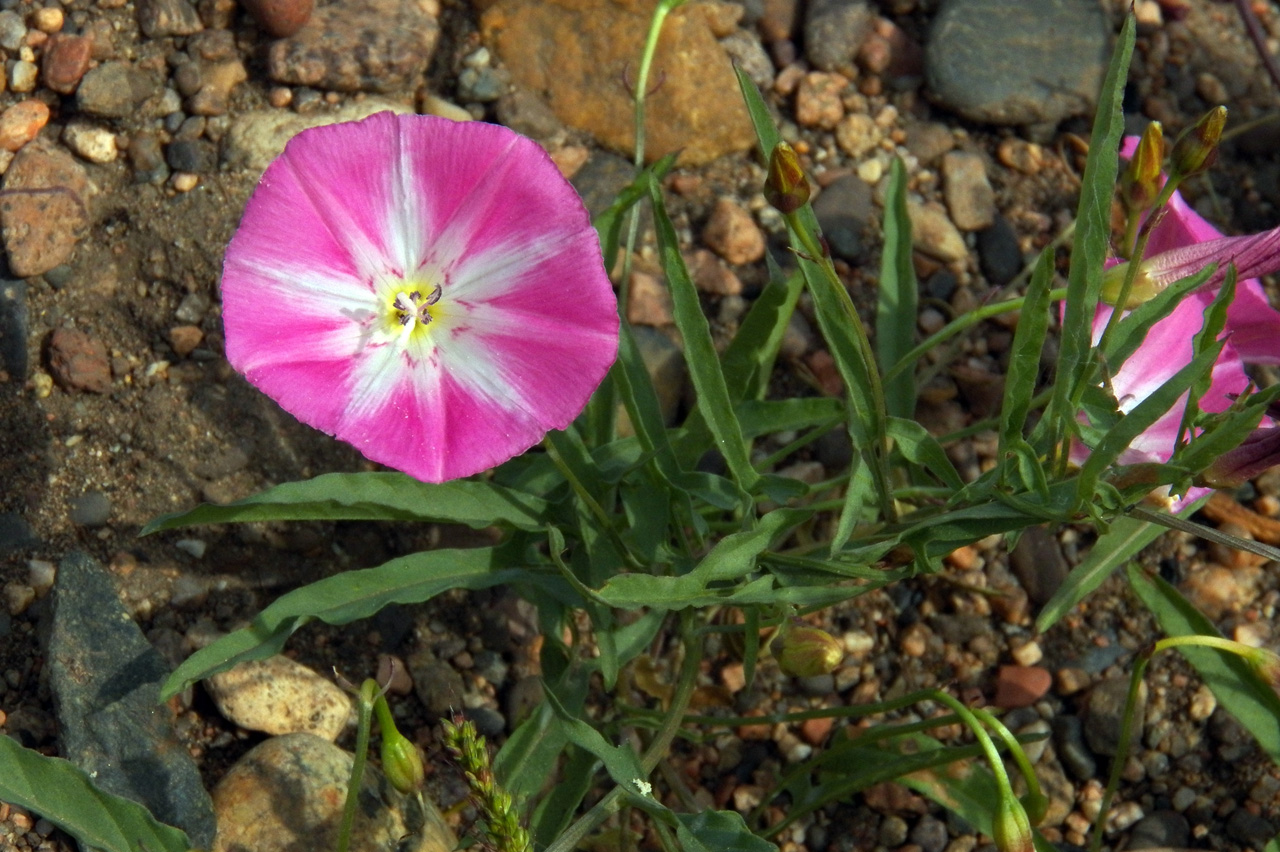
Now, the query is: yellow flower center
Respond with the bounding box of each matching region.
[385,283,443,340]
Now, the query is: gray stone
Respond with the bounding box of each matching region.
[907,200,966,263]
[622,326,686,432]
[76,62,155,119]
[0,278,26,379]
[0,10,25,51]
[68,491,110,527]
[457,66,507,102]
[569,151,635,223]
[1085,676,1145,758]
[803,0,874,72]
[1128,810,1190,850]
[977,215,1022,286]
[1226,809,1275,849]
[0,512,36,554]
[494,88,563,142]
[463,706,505,739]
[266,0,438,93]
[925,0,1110,125]
[137,0,203,37]
[721,30,774,89]
[44,552,217,849]
[129,132,169,185]
[165,138,216,173]
[1052,714,1097,781]
[407,648,464,719]
[910,815,948,852]
[812,175,873,262]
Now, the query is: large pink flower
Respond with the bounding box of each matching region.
[221,112,619,482]
[1083,137,1280,507]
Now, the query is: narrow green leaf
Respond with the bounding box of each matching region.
[888,417,965,491]
[1000,248,1053,449]
[647,173,759,491]
[676,811,778,852]
[1047,13,1134,447]
[593,152,678,273]
[722,270,806,402]
[542,686,647,794]
[160,546,531,699]
[531,745,597,849]
[736,398,844,439]
[876,157,917,420]
[1035,515,1164,632]
[0,736,191,852]
[142,473,549,534]
[1128,563,1280,762]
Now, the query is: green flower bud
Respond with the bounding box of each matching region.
[374,694,425,794]
[1170,106,1227,180]
[1120,121,1163,214]
[1244,646,1280,690]
[1020,789,1050,827]
[992,793,1034,852]
[775,621,843,678]
[765,141,811,214]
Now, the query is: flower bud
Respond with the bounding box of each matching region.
[765,141,811,214]
[1245,646,1280,689]
[374,694,425,794]
[1020,790,1049,826]
[992,793,1034,852]
[775,621,843,678]
[1099,259,1161,308]
[1170,106,1227,180]
[1120,122,1163,214]
[1200,427,1280,489]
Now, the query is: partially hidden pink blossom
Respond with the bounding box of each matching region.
[1080,136,1280,509]
[221,112,619,483]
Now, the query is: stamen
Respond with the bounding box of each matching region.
[392,286,441,329]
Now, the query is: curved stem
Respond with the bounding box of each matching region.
[1089,652,1148,852]
[338,680,379,852]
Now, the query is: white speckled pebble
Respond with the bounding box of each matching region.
[62,120,118,163]
[206,655,352,741]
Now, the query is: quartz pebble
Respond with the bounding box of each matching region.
[205,655,352,741]
[8,61,37,93]
[62,121,118,163]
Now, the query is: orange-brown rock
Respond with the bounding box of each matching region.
[42,35,94,95]
[479,0,753,165]
[0,101,49,152]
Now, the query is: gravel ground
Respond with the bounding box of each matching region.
[4,0,1280,850]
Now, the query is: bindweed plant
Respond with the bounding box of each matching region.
[11,6,1280,852]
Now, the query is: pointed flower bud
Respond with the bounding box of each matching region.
[1120,121,1163,214]
[993,792,1034,852]
[775,621,843,677]
[1170,106,1227,180]
[1200,427,1280,489]
[1243,645,1280,689]
[766,141,810,214]
[374,694,425,794]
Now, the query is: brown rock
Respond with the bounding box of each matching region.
[941,150,994,231]
[1,189,88,276]
[794,71,847,130]
[626,269,672,326]
[480,0,753,165]
[702,198,764,265]
[42,35,93,95]
[136,0,203,37]
[0,101,49,152]
[799,715,834,746]
[267,0,438,93]
[187,58,246,116]
[47,327,111,393]
[992,664,1051,709]
[167,325,203,357]
[686,248,742,296]
[5,141,91,198]
[242,0,313,37]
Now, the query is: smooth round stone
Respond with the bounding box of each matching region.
[925,0,1109,125]
[212,733,456,852]
[205,655,352,741]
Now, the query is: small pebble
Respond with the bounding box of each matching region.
[175,538,206,558]
[0,100,47,152]
[29,7,63,32]
[992,665,1051,708]
[62,121,118,163]
[702,198,764,265]
[42,34,92,94]
[69,491,111,527]
[171,172,200,192]
[3,582,35,616]
[9,60,37,92]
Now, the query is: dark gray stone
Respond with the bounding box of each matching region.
[803,0,874,72]
[925,0,1110,125]
[408,648,464,719]
[0,511,36,554]
[1226,809,1275,849]
[128,132,169,185]
[629,326,686,428]
[570,151,635,223]
[44,552,216,849]
[0,278,26,379]
[1052,714,1097,781]
[76,62,155,119]
[812,175,873,262]
[463,706,505,739]
[165,139,216,173]
[1128,811,1190,850]
[910,815,948,852]
[977,216,1022,286]
[68,491,110,527]
[1084,676,1144,758]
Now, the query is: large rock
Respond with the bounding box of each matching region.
[480,0,754,165]
[0,143,91,277]
[213,733,455,852]
[925,0,1110,126]
[44,552,217,849]
[223,98,414,172]
[266,0,439,92]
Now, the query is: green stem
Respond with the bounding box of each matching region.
[1089,652,1149,852]
[338,680,379,852]
[970,706,1046,817]
[542,435,642,570]
[542,613,701,852]
[885,289,1068,383]
[929,692,1016,798]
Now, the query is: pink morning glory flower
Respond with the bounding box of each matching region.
[1082,136,1280,508]
[221,112,619,483]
